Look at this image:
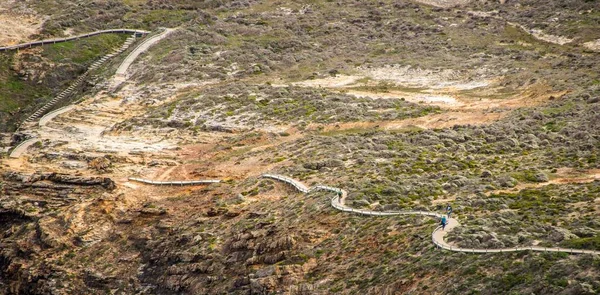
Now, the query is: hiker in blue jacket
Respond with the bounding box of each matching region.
[441,215,447,230]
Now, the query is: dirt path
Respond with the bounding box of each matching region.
[306,111,505,133]
[488,168,600,196]
[468,11,574,46]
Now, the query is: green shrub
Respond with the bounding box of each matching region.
[560,236,600,251]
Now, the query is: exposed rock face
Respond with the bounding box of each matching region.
[227,231,297,266]
[1,171,116,216]
[88,157,112,172]
[0,171,119,294]
[3,171,116,191]
[132,219,311,294]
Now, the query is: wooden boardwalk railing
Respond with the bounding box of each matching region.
[8,137,40,158]
[261,174,600,256]
[128,177,221,186]
[10,29,154,136]
[0,29,149,51]
[7,28,178,159]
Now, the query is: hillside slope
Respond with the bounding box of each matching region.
[0,0,599,294]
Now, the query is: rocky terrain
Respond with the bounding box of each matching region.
[0,0,599,294]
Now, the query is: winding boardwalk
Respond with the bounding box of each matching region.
[22,34,139,125]
[9,28,177,158]
[38,106,75,127]
[0,29,149,51]
[113,28,175,87]
[9,138,40,158]
[261,174,600,255]
[5,25,595,258]
[129,177,221,186]
[36,29,175,129]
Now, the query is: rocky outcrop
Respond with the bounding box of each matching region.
[88,157,111,172]
[1,171,116,216]
[0,170,120,294]
[225,228,298,268]
[3,171,115,190]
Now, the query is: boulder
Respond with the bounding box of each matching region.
[88,157,111,172]
[532,171,549,182]
[480,170,493,178]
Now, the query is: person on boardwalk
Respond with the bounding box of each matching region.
[441,215,447,231]
[446,204,453,218]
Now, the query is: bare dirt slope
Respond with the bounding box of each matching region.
[0,1,45,46]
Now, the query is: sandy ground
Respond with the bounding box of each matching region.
[292,75,363,88]
[511,23,573,45]
[0,14,44,46]
[488,168,600,196]
[583,39,600,52]
[308,111,504,132]
[414,0,471,8]
[290,68,564,131]
[346,89,463,108]
[35,82,200,157]
[288,67,561,109]
[0,1,45,46]
[358,66,467,88]
[290,67,493,91]
[3,79,212,181]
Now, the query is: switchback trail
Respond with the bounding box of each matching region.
[8,28,178,159]
[261,174,600,255]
